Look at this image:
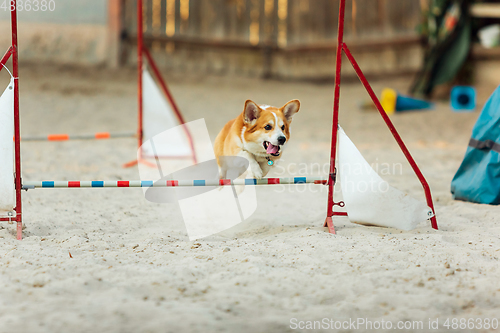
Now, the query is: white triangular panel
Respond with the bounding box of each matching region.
[142,69,192,157]
[0,78,15,216]
[337,126,433,230]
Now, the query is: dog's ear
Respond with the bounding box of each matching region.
[282,100,300,122]
[243,100,261,124]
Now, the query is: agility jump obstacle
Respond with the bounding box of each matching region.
[123,1,197,167]
[0,6,21,239]
[325,0,438,234]
[14,0,197,165]
[0,0,438,240]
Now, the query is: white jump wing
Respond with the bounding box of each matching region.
[337,126,433,230]
[0,78,15,216]
[142,69,192,157]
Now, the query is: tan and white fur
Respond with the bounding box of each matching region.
[214,99,300,181]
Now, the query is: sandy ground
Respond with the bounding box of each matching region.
[0,64,499,333]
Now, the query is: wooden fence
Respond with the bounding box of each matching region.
[122,0,424,79]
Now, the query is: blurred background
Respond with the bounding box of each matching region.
[0,0,495,98]
[0,0,497,95]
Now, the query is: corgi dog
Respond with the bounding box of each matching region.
[214,99,300,180]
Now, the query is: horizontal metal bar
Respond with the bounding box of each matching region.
[280,36,422,54]
[332,212,348,216]
[22,177,328,189]
[137,34,270,51]
[0,211,17,221]
[470,3,500,18]
[128,34,421,54]
[0,46,12,72]
[20,132,136,142]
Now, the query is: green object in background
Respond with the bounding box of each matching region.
[410,0,472,98]
[433,21,471,86]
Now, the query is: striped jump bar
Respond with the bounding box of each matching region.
[19,132,136,142]
[22,177,328,189]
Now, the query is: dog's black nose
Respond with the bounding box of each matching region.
[277,136,286,145]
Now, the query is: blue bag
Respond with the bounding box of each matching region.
[451,85,500,205]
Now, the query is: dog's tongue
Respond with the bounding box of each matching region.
[266,143,279,155]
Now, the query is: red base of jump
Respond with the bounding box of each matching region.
[16,221,22,240]
[123,157,157,169]
[0,217,22,240]
[324,217,336,234]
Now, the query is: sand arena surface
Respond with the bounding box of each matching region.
[0,65,499,333]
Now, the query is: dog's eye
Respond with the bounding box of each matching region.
[281,125,285,130]
[265,124,272,130]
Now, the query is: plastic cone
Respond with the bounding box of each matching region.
[451,86,476,112]
[381,88,433,114]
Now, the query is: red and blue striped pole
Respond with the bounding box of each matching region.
[22,177,328,189]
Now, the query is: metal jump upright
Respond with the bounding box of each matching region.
[324,0,438,234]
[0,5,22,240]
[123,0,197,168]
